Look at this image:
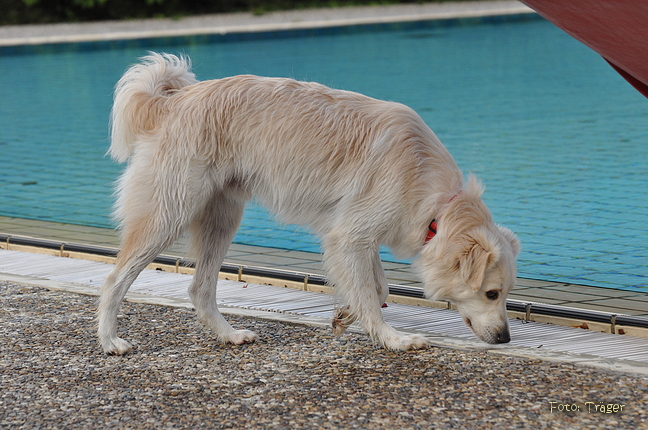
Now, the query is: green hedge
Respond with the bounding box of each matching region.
[2,0,440,25]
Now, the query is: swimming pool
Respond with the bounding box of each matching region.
[0,16,646,291]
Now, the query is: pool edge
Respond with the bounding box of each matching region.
[0,4,536,48]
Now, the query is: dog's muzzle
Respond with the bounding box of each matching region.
[496,329,511,344]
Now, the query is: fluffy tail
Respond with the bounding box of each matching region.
[109,52,198,163]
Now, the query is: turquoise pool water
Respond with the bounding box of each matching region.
[1,17,646,291]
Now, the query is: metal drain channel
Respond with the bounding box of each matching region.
[2,233,647,330]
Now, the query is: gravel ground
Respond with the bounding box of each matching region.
[1,281,647,429]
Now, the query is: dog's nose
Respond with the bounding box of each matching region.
[496,329,511,344]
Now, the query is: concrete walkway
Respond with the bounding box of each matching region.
[2,247,648,376]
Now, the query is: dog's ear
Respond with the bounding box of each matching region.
[457,230,499,291]
[497,225,521,257]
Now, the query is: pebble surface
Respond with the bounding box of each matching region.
[2,281,647,429]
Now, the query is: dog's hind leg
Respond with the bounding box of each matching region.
[97,157,206,355]
[324,233,429,350]
[188,192,258,345]
[97,214,186,355]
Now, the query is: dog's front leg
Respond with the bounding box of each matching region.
[323,234,429,350]
[331,248,388,336]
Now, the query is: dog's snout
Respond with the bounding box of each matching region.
[496,329,511,344]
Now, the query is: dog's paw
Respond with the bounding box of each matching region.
[101,336,133,355]
[225,329,258,345]
[331,305,357,336]
[382,333,430,351]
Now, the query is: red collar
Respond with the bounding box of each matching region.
[425,219,438,243]
[424,191,461,243]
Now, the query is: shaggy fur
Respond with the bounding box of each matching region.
[97,53,520,355]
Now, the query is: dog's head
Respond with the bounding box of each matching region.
[416,178,520,344]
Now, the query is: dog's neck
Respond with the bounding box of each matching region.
[424,191,462,243]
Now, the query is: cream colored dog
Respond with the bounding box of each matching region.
[97,53,520,355]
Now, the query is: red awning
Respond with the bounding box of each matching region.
[520,0,648,97]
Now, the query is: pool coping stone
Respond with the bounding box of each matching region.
[0,1,534,47]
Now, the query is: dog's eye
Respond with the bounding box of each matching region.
[486,290,499,301]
